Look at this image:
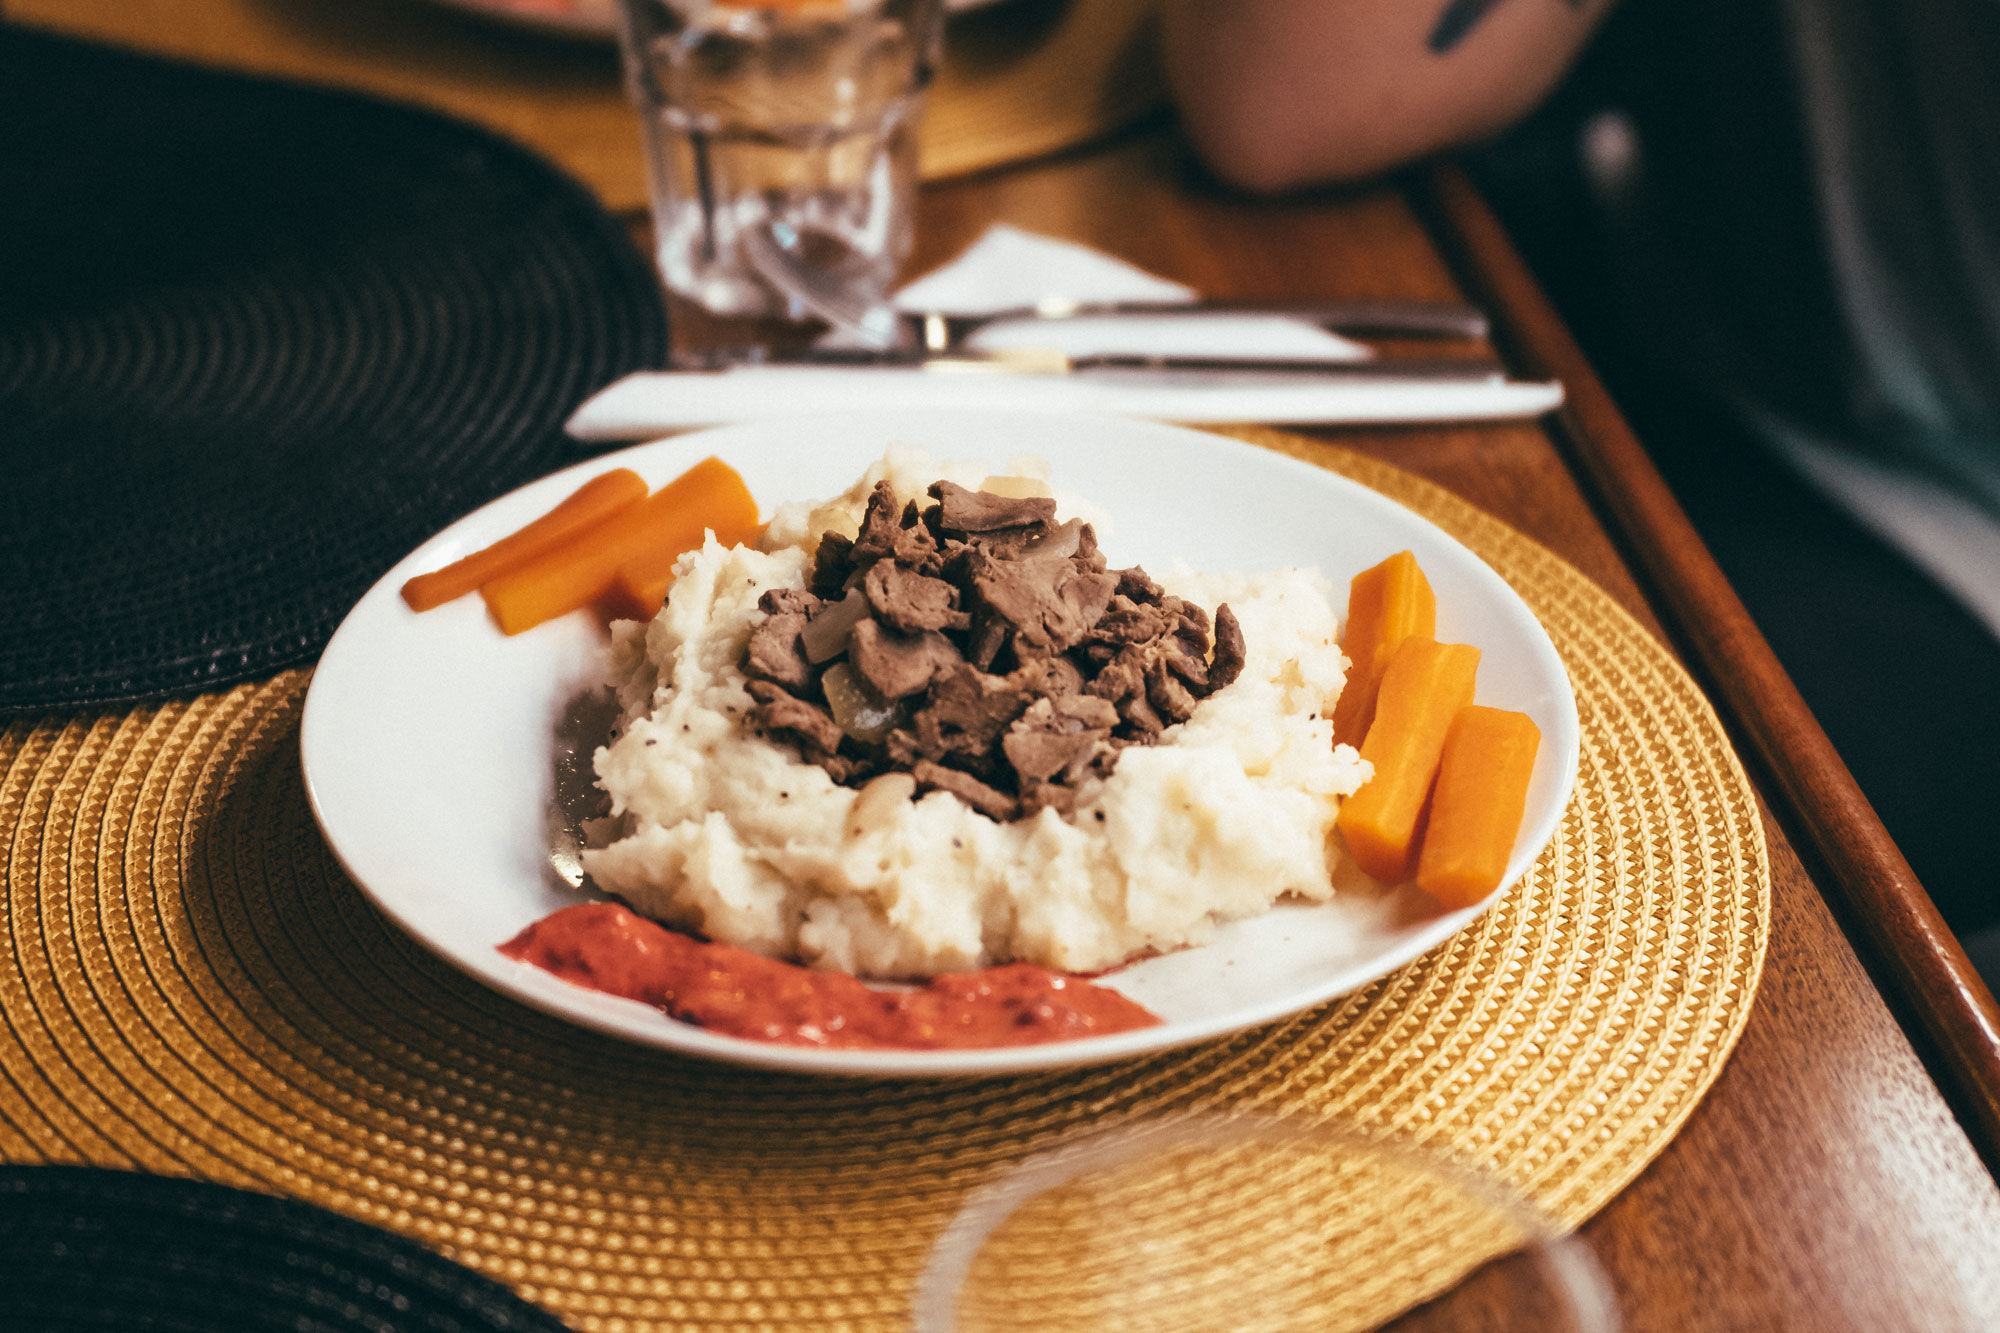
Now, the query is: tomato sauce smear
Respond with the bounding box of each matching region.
[502,901,1163,1050]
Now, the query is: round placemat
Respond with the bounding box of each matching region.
[0,25,668,715]
[0,436,1769,1331]
[0,1164,571,1332]
[9,0,1168,215]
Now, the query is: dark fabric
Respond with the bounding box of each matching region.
[1467,0,2000,941]
[0,1165,572,1331]
[0,24,668,714]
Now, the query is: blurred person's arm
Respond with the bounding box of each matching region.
[1161,0,1615,192]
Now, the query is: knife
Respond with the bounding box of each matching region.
[691,346,1511,381]
[566,364,1566,440]
[899,299,1492,349]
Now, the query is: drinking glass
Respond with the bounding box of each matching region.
[612,0,945,357]
[912,1113,1618,1332]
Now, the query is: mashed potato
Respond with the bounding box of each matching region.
[581,450,1369,978]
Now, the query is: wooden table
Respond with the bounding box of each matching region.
[870,129,2000,1328]
[16,3,2000,1318]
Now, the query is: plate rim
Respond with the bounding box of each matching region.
[300,409,1579,1078]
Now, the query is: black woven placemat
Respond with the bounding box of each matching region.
[0,1164,573,1331]
[0,24,668,714]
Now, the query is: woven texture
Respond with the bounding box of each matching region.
[0,1164,570,1332]
[7,0,1168,213]
[0,436,1770,1330]
[0,25,669,715]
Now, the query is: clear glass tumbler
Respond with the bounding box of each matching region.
[613,0,945,346]
[912,1113,1619,1333]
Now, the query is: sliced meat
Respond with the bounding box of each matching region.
[1075,522,1103,568]
[1003,697,1111,786]
[1085,644,1148,708]
[1019,780,1080,817]
[864,560,970,633]
[928,480,1057,534]
[972,558,1118,653]
[810,532,856,596]
[1114,565,1162,601]
[1089,593,1176,647]
[1145,654,1201,725]
[740,476,1247,819]
[1208,603,1246,692]
[849,481,905,563]
[912,759,1018,822]
[744,610,813,690]
[847,618,962,700]
[1008,648,1084,701]
[911,662,1031,760]
[745,679,844,754]
[759,587,823,617]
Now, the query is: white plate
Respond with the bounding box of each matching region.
[301,411,1579,1077]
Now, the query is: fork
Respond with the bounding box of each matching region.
[744,222,1490,351]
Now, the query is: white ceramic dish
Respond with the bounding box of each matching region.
[301,410,1579,1077]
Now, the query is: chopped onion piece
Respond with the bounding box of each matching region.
[822,662,898,744]
[801,587,868,663]
[978,474,1053,500]
[1020,518,1083,561]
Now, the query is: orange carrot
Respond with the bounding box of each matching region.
[480,456,758,635]
[1335,637,1480,884]
[1331,551,1436,748]
[400,468,648,612]
[601,457,762,621]
[1414,706,1541,908]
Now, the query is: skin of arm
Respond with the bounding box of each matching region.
[1160,0,1615,192]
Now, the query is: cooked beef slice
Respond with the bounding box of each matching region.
[745,679,844,755]
[928,480,1056,534]
[849,481,906,564]
[1089,594,1176,647]
[1114,565,1161,600]
[745,611,814,690]
[1003,697,1111,785]
[864,560,969,633]
[739,479,1251,821]
[1145,655,1201,724]
[743,588,822,690]
[911,662,1031,760]
[811,531,856,595]
[911,760,1018,822]
[1009,647,1084,701]
[1209,604,1246,691]
[971,557,1119,653]
[847,618,962,700]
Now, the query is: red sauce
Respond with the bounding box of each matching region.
[501,901,1163,1050]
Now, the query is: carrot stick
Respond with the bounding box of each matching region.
[480,456,758,634]
[400,468,648,612]
[1335,637,1480,883]
[1415,706,1542,908]
[601,457,761,621]
[1331,550,1436,748]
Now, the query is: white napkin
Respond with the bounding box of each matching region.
[888,225,1373,362]
[565,226,1564,439]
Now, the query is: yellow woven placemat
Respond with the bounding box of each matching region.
[10,0,1166,214]
[0,436,1769,1330]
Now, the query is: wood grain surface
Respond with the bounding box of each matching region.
[1417,164,2000,1174]
[902,130,2000,1329]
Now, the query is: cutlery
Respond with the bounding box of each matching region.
[566,364,1566,439]
[744,221,1490,349]
[897,299,1491,351]
[687,347,1510,380]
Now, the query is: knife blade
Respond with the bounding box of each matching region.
[901,299,1491,348]
[700,346,1510,381]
